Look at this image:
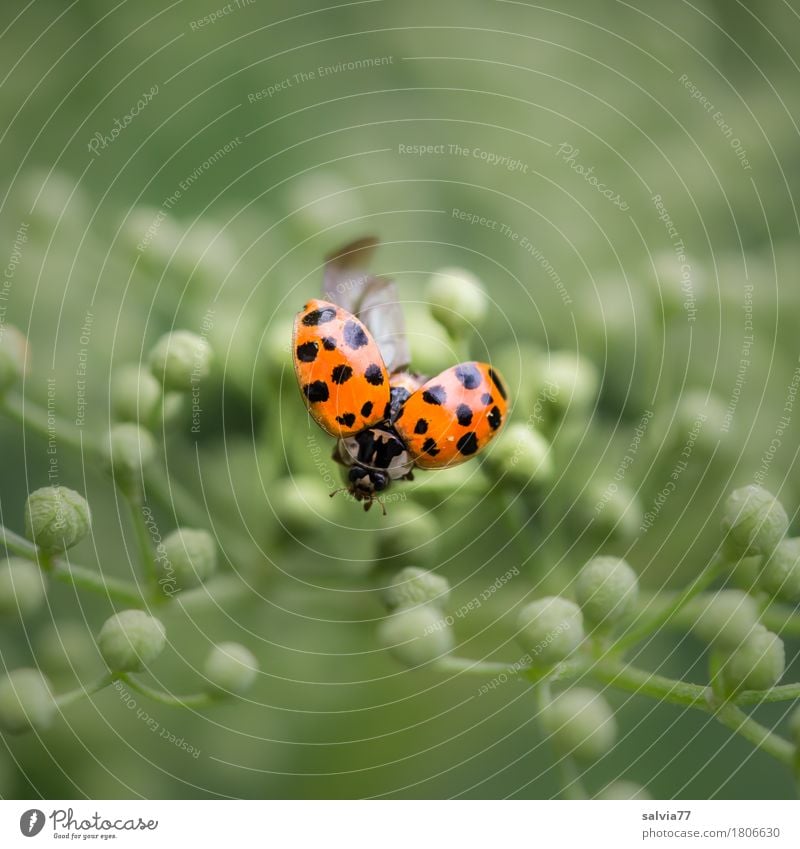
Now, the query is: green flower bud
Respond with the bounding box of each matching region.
[760,537,800,603]
[516,596,584,665]
[649,251,705,322]
[97,610,166,672]
[25,486,91,552]
[404,305,456,377]
[722,485,788,558]
[0,669,56,733]
[486,423,554,486]
[728,554,763,593]
[204,642,258,696]
[378,604,454,666]
[535,351,599,419]
[690,590,760,650]
[0,558,46,616]
[542,687,617,761]
[272,476,338,532]
[376,504,439,563]
[720,625,785,692]
[111,366,162,423]
[576,556,639,628]
[262,317,294,372]
[427,267,488,337]
[0,325,30,394]
[149,330,211,392]
[160,528,217,589]
[382,567,451,611]
[587,481,644,542]
[597,780,651,800]
[104,424,157,495]
[36,621,99,678]
[675,391,729,450]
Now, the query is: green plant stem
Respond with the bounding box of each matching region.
[735,684,800,705]
[613,551,727,651]
[710,699,795,766]
[118,673,214,708]
[587,655,709,707]
[0,522,145,606]
[126,497,158,591]
[2,394,96,456]
[54,673,116,708]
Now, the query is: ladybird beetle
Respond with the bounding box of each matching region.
[292,237,510,512]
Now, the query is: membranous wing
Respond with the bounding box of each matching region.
[323,237,410,375]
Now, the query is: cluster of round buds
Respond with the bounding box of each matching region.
[25,486,91,552]
[515,596,584,665]
[203,643,259,697]
[378,603,454,667]
[103,424,157,497]
[159,528,217,590]
[0,669,56,733]
[97,610,166,673]
[717,624,785,693]
[534,351,600,425]
[426,267,488,338]
[721,485,788,560]
[542,687,618,761]
[111,366,183,428]
[0,325,30,395]
[0,558,46,616]
[486,423,554,487]
[382,566,451,611]
[148,330,212,393]
[575,556,639,630]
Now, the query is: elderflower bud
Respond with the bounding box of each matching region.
[98,610,166,672]
[0,326,30,394]
[536,351,599,420]
[0,669,56,733]
[760,538,800,603]
[104,424,156,495]
[427,267,488,337]
[160,528,217,589]
[690,590,760,650]
[111,366,162,423]
[378,604,454,666]
[516,597,584,665]
[0,558,46,616]
[25,486,91,552]
[722,485,788,558]
[542,687,617,761]
[382,567,451,611]
[204,642,258,696]
[486,423,554,486]
[575,556,639,628]
[149,330,211,392]
[720,624,785,692]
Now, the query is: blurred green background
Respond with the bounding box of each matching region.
[1,0,799,799]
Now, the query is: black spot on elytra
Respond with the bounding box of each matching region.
[322,336,337,351]
[331,364,353,384]
[414,418,429,435]
[457,432,479,455]
[456,404,473,426]
[343,320,369,349]
[481,393,493,405]
[383,401,393,420]
[422,437,440,456]
[361,400,374,418]
[423,385,447,405]
[303,381,329,403]
[455,364,481,390]
[296,341,318,363]
[487,405,502,430]
[336,412,356,428]
[302,307,337,326]
[364,363,384,385]
[489,367,507,399]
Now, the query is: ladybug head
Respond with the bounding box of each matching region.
[343,466,389,512]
